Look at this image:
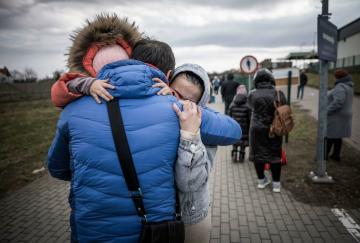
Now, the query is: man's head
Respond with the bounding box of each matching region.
[131,39,175,78]
[227,73,234,81]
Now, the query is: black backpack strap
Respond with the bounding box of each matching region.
[175,188,182,221]
[106,99,147,223]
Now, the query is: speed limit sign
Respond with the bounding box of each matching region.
[240,55,258,74]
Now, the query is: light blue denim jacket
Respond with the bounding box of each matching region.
[176,131,217,224]
[171,63,239,224]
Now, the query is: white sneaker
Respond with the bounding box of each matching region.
[257,177,271,189]
[272,182,281,193]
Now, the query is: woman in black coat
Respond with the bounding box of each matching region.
[247,69,286,193]
[229,85,251,162]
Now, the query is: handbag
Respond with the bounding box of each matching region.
[106,99,185,243]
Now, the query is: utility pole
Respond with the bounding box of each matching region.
[309,0,335,183]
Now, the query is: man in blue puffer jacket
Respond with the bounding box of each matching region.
[48,39,241,242]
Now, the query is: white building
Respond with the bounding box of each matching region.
[0,67,13,83]
[337,17,360,68]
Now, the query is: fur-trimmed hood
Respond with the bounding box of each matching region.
[67,13,142,76]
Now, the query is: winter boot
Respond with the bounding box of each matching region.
[239,152,245,163]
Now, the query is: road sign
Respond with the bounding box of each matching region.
[318,15,338,61]
[240,55,258,74]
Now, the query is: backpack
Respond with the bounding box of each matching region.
[269,90,294,137]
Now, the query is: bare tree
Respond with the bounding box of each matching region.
[10,69,25,82]
[23,68,37,82]
[52,69,64,81]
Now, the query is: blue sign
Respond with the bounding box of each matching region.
[318,16,338,61]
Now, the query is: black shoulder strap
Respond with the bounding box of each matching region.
[106,99,147,222]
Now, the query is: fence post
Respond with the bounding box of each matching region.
[285,70,292,143]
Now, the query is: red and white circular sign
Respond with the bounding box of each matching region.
[240,55,258,74]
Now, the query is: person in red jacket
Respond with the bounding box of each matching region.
[51,13,142,107]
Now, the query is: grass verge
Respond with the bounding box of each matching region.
[283,104,360,208]
[0,100,60,198]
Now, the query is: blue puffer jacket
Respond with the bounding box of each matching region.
[47,60,240,243]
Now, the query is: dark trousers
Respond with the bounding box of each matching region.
[254,162,281,182]
[326,138,342,160]
[232,144,246,152]
[225,101,231,115]
[297,85,305,99]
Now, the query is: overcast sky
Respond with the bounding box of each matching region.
[0,0,359,78]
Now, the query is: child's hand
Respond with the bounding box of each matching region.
[90,79,115,104]
[173,100,202,133]
[152,78,174,96]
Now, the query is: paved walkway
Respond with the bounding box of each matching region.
[284,85,360,150]
[1,96,359,243]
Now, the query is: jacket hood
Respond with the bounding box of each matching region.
[97,59,167,99]
[253,68,275,89]
[233,94,247,105]
[335,74,353,87]
[170,63,210,107]
[67,13,142,76]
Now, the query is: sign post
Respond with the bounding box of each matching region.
[309,0,337,184]
[240,55,258,91]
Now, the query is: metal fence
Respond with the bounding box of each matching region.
[307,56,360,73]
[336,54,360,68]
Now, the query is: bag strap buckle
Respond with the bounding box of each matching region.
[129,188,142,198]
[140,214,147,224]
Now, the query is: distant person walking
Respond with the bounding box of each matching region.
[212,76,221,95]
[248,69,286,193]
[326,69,354,162]
[297,70,308,100]
[229,85,251,162]
[221,73,239,114]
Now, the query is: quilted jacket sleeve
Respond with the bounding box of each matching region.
[51,73,86,108]
[47,113,71,181]
[200,107,242,146]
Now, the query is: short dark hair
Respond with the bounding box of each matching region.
[131,39,175,75]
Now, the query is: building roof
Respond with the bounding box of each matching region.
[338,17,360,40]
[284,51,318,60]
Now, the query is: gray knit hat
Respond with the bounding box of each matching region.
[170,63,210,106]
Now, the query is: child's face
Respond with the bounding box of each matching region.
[170,76,202,104]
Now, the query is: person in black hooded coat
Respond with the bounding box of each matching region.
[247,69,286,192]
[221,73,239,114]
[229,85,251,162]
